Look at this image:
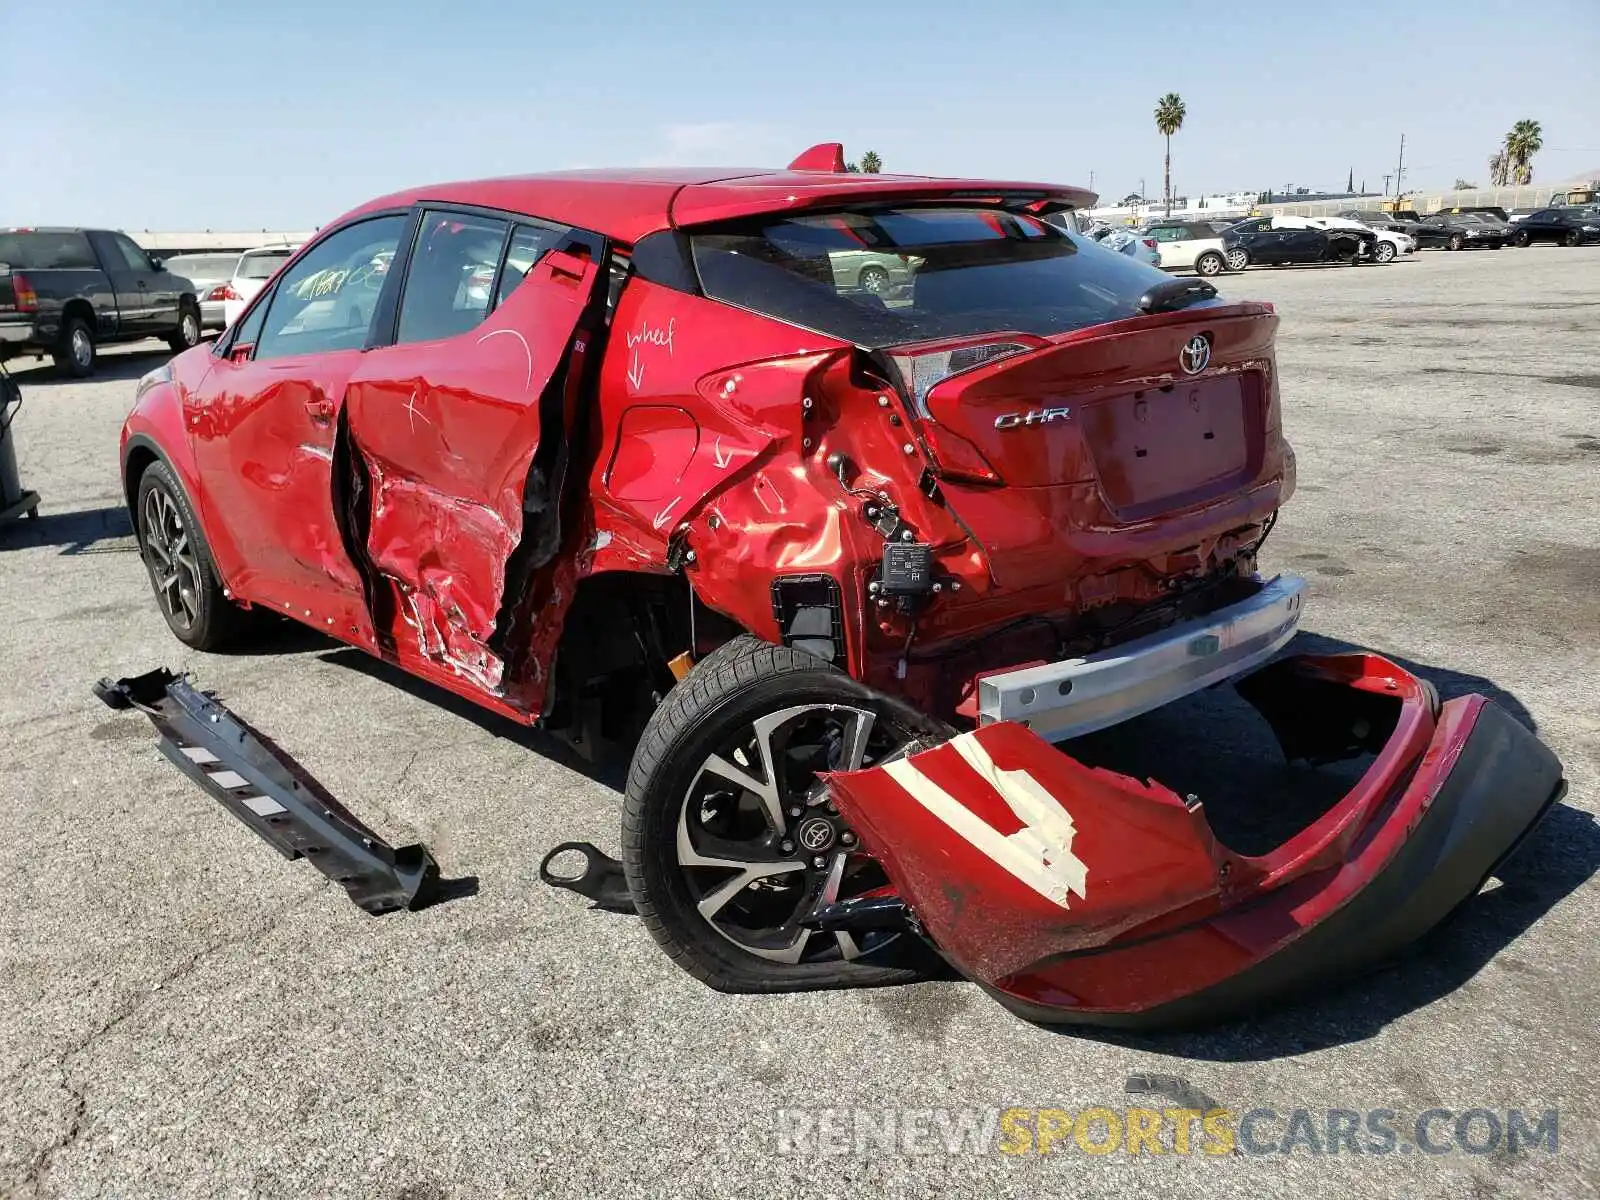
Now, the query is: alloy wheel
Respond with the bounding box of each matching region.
[675,702,909,965]
[1225,248,1248,271]
[859,267,890,295]
[141,485,201,631]
[71,328,93,369]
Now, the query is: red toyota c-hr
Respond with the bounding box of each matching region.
[121,146,1561,1026]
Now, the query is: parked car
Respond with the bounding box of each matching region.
[1308,216,1414,263]
[1336,209,1426,239]
[117,152,1561,1027]
[1082,224,1161,267]
[828,249,919,296]
[221,245,299,327]
[161,253,240,331]
[1412,213,1506,250]
[0,227,203,376]
[1220,215,1376,269]
[1144,220,1237,276]
[1506,207,1600,246]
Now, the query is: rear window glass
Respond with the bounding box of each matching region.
[163,254,237,279]
[690,206,1181,348]
[0,231,97,270]
[238,250,294,279]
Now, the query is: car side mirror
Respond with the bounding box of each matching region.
[150,257,164,271]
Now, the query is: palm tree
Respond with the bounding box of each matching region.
[1489,150,1509,187]
[1154,94,1186,216]
[859,150,883,174]
[1503,119,1543,185]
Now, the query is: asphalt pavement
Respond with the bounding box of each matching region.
[1,246,1597,1198]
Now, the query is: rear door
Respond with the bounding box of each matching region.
[344,209,607,710]
[189,214,409,639]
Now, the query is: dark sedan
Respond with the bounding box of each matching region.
[1221,216,1376,269]
[1507,207,1600,247]
[1412,213,1506,250]
[1337,209,1426,239]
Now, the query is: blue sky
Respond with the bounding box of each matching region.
[3,0,1596,230]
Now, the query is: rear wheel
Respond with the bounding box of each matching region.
[1224,247,1249,272]
[1374,241,1397,263]
[1449,233,1465,251]
[135,460,256,650]
[1194,251,1224,277]
[622,636,945,992]
[1565,229,1583,247]
[1514,230,1531,248]
[52,317,96,378]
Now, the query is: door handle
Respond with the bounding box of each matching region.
[304,394,336,424]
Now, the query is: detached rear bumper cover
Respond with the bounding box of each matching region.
[826,653,1564,1027]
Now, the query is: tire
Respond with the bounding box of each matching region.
[1224,247,1249,272]
[622,635,947,993]
[1565,229,1583,247]
[52,317,96,378]
[1194,251,1224,277]
[1449,234,1465,251]
[134,460,255,651]
[1514,230,1531,248]
[166,304,201,354]
[857,265,891,295]
[1374,241,1397,264]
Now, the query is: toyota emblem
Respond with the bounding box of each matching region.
[1180,335,1211,374]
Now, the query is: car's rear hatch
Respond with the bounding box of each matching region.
[898,304,1281,589]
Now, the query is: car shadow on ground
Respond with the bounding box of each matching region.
[0,503,134,554]
[1048,631,1595,1060]
[316,646,630,791]
[301,626,1594,1054]
[5,343,182,388]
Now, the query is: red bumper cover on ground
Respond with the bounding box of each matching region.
[825,653,1566,1027]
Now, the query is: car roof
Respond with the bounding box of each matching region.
[339,164,1098,246]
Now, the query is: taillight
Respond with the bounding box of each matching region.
[207,283,240,301]
[1142,238,1158,249]
[884,339,1038,418]
[12,271,37,313]
[916,421,1002,485]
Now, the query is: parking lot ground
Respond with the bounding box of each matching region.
[1,247,1598,1199]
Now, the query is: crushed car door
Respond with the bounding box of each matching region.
[343,211,607,712]
[189,214,408,641]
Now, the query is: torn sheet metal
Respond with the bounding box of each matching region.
[94,668,452,914]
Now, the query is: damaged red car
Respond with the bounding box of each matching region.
[121,145,1564,1026]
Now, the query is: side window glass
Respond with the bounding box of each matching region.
[112,234,155,273]
[395,211,510,345]
[495,223,564,307]
[255,215,405,362]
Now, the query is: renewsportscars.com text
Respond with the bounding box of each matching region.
[773,1106,1560,1158]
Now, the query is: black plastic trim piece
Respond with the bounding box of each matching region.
[94,668,474,914]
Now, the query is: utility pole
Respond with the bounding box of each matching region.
[1394,133,1406,201]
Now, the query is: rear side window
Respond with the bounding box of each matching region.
[690,206,1180,348]
[0,231,97,269]
[396,211,510,345]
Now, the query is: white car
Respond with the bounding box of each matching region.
[1306,216,1414,263]
[1144,220,1238,276]
[221,245,300,327]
